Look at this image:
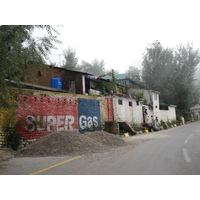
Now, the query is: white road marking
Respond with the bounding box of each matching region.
[188,134,193,139]
[182,148,191,163]
[184,140,188,144]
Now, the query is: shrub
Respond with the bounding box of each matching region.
[2,123,21,150]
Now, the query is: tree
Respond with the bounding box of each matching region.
[61,47,78,70]
[194,64,200,103]
[78,59,106,76]
[142,41,174,92]
[126,66,142,83]
[0,25,60,107]
[142,41,200,117]
[172,43,200,111]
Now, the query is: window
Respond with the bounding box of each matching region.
[38,71,42,77]
[129,101,132,107]
[159,105,169,110]
[118,99,123,105]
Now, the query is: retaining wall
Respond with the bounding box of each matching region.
[0,88,108,146]
[0,88,176,147]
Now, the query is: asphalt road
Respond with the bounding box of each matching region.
[1,122,200,175]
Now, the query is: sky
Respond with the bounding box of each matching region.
[3,0,200,74]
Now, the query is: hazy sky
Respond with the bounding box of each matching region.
[4,0,200,73]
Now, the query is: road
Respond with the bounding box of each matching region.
[1,122,200,175]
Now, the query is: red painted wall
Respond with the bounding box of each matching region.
[17,95,78,139]
[105,98,114,121]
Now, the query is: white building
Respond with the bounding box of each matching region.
[112,89,176,126]
[190,104,200,120]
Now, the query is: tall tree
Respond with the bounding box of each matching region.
[61,47,78,70]
[78,59,106,76]
[126,66,142,83]
[142,41,174,93]
[142,41,200,116]
[0,25,60,107]
[194,64,200,103]
[172,43,200,110]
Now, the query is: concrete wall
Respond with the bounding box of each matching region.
[112,96,143,125]
[142,89,160,118]
[17,95,79,139]
[0,88,106,146]
[0,87,177,147]
[190,104,200,120]
[158,106,176,122]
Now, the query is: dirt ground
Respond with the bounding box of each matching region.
[0,131,128,162]
[0,148,16,164]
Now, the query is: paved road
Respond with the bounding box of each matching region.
[1,122,200,175]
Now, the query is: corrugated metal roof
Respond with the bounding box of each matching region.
[102,73,128,80]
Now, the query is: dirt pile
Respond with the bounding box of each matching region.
[18,131,127,157]
[85,131,126,147]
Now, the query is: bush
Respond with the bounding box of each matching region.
[2,123,21,150]
[6,131,21,150]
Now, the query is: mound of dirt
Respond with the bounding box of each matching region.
[85,131,127,147]
[18,131,127,157]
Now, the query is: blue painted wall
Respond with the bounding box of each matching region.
[78,98,101,133]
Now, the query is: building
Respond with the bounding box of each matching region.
[190,104,200,120]
[102,73,141,89]
[24,65,108,95]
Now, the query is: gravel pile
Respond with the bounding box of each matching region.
[85,131,126,147]
[18,131,127,157]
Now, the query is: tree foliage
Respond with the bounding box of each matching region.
[0,25,60,107]
[61,47,106,76]
[194,64,200,103]
[142,41,200,115]
[61,47,78,70]
[78,59,106,76]
[126,66,142,84]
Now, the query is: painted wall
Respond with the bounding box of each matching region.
[0,91,17,147]
[12,89,104,140]
[105,97,114,121]
[17,95,78,139]
[142,89,160,118]
[158,106,176,122]
[78,98,101,133]
[112,96,143,125]
[0,87,177,146]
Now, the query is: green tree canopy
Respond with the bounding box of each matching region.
[142,41,200,116]
[78,59,106,76]
[0,25,60,107]
[126,66,142,84]
[61,47,78,70]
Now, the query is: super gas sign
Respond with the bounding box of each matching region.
[17,95,101,139]
[78,98,101,133]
